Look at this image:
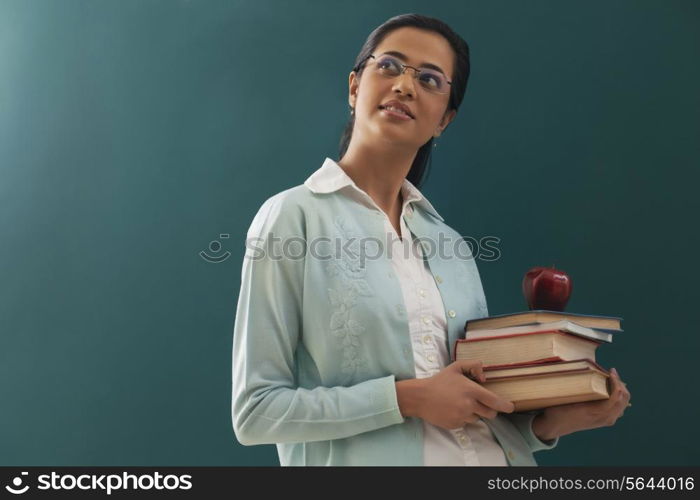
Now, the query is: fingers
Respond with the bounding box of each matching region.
[471,400,499,420]
[609,368,631,418]
[452,361,514,413]
[454,359,486,383]
[610,367,628,389]
[473,384,515,414]
[610,368,631,402]
[462,413,481,425]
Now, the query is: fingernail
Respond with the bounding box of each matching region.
[611,367,617,375]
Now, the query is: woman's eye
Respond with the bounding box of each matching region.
[420,73,441,88]
[378,58,400,72]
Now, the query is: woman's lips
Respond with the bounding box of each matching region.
[379,106,413,121]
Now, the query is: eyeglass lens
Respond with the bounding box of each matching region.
[374,55,447,93]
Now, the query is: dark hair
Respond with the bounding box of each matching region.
[338,13,470,188]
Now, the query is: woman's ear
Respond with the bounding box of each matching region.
[435,109,457,137]
[348,71,359,110]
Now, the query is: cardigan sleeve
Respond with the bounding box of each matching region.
[231,193,405,446]
[503,411,559,452]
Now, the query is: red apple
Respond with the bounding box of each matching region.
[522,266,573,311]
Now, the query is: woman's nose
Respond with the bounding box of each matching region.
[392,70,417,97]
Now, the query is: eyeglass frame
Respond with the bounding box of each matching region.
[353,53,453,95]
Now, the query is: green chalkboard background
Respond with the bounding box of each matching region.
[1,0,698,466]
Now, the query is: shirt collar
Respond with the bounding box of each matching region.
[304,157,444,222]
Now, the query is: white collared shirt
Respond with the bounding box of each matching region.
[304,158,508,466]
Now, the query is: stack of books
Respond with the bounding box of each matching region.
[455,310,623,411]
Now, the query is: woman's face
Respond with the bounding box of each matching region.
[348,26,458,151]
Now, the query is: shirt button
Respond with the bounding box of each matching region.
[448,309,456,318]
[458,434,468,445]
[422,335,431,345]
[421,315,430,325]
[405,212,413,220]
[427,353,436,363]
[507,450,515,461]
[435,275,443,284]
[418,288,426,298]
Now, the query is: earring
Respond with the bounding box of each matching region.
[350,107,355,115]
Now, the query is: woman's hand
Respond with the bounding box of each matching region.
[396,359,515,430]
[532,367,631,441]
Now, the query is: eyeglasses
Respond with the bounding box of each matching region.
[356,54,452,95]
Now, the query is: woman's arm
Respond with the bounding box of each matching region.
[231,194,404,446]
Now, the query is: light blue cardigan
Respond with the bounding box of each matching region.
[231,159,558,465]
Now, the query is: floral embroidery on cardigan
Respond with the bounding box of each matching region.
[326,215,375,376]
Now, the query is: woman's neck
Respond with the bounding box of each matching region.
[337,142,416,217]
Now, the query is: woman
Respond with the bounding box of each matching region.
[231,13,631,466]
